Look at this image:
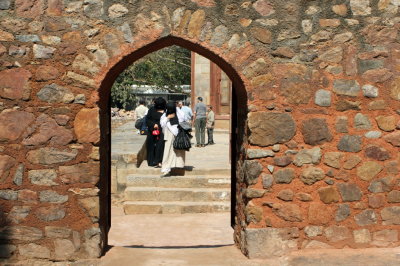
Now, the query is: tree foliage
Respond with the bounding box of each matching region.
[111,45,191,110]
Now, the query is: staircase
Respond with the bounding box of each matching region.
[123,173,231,214]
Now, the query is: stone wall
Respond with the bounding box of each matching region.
[0,0,399,262]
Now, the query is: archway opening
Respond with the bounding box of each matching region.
[97,36,248,250]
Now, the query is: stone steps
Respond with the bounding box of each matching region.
[126,175,231,188]
[124,187,231,202]
[132,168,231,176]
[123,201,230,214]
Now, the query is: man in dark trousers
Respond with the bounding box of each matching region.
[194,96,207,147]
[206,105,215,145]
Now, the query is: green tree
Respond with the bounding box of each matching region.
[111,45,191,109]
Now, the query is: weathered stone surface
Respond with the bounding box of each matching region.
[39,190,68,203]
[83,0,104,18]
[357,162,383,181]
[324,152,343,169]
[245,188,265,199]
[315,89,331,107]
[280,77,312,105]
[267,203,303,222]
[108,4,128,18]
[22,114,73,146]
[251,27,272,44]
[45,226,72,238]
[33,44,56,59]
[337,183,362,202]
[0,68,32,100]
[37,83,74,103]
[364,131,382,139]
[273,168,295,184]
[381,207,400,225]
[333,79,360,97]
[355,209,377,226]
[365,145,390,161]
[368,176,396,193]
[253,0,275,16]
[277,189,293,201]
[211,25,228,47]
[72,54,100,75]
[354,113,371,130]
[354,229,371,244]
[19,243,50,259]
[245,228,298,259]
[350,0,371,15]
[376,116,396,132]
[372,229,398,246]
[343,155,361,170]
[336,203,351,221]
[0,0,11,10]
[391,77,400,100]
[7,206,30,224]
[247,149,274,159]
[296,192,313,202]
[13,164,24,186]
[84,227,102,257]
[245,205,263,224]
[187,10,205,39]
[362,68,392,83]
[308,202,333,225]
[336,100,361,111]
[337,135,362,152]
[74,108,100,144]
[274,156,292,167]
[368,194,385,209]
[35,205,65,221]
[303,240,333,249]
[301,118,332,145]
[78,197,99,221]
[362,84,379,98]
[387,190,400,203]
[0,29,14,41]
[248,112,296,146]
[0,226,42,241]
[243,58,267,78]
[35,65,60,81]
[368,100,387,111]
[28,169,57,186]
[59,163,99,185]
[293,147,321,167]
[318,186,340,204]
[0,155,16,182]
[271,47,295,59]
[27,148,78,165]
[324,225,351,242]
[300,167,324,185]
[54,239,75,260]
[384,131,400,147]
[304,226,323,237]
[335,116,348,133]
[18,190,37,203]
[319,47,343,63]
[261,173,273,189]
[0,190,18,200]
[15,0,45,18]
[243,160,263,185]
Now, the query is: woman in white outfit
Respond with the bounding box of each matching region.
[160,102,185,177]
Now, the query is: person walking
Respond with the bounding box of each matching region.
[135,99,148,135]
[145,97,166,167]
[206,105,215,145]
[160,102,186,177]
[194,97,207,147]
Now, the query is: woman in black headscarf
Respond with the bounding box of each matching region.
[160,102,186,177]
[146,97,166,167]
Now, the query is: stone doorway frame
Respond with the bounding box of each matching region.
[96,36,248,251]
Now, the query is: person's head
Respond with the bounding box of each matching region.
[178,101,183,108]
[197,97,203,102]
[208,105,213,111]
[185,101,191,106]
[166,102,177,115]
[139,99,145,105]
[154,97,166,111]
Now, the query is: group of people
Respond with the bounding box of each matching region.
[135,96,215,177]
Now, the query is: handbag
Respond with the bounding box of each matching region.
[173,126,191,151]
[135,118,143,129]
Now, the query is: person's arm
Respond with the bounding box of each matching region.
[167,123,179,136]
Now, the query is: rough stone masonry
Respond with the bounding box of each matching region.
[0,0,399,262]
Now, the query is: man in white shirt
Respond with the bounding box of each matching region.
[135,99,148,134]
[178,101,193,123]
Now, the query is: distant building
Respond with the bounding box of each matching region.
[191,52,232,129]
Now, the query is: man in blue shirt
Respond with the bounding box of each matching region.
[194,97,207,147]
[178,101,193,123]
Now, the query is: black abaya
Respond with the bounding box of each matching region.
[145,107,165,166]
